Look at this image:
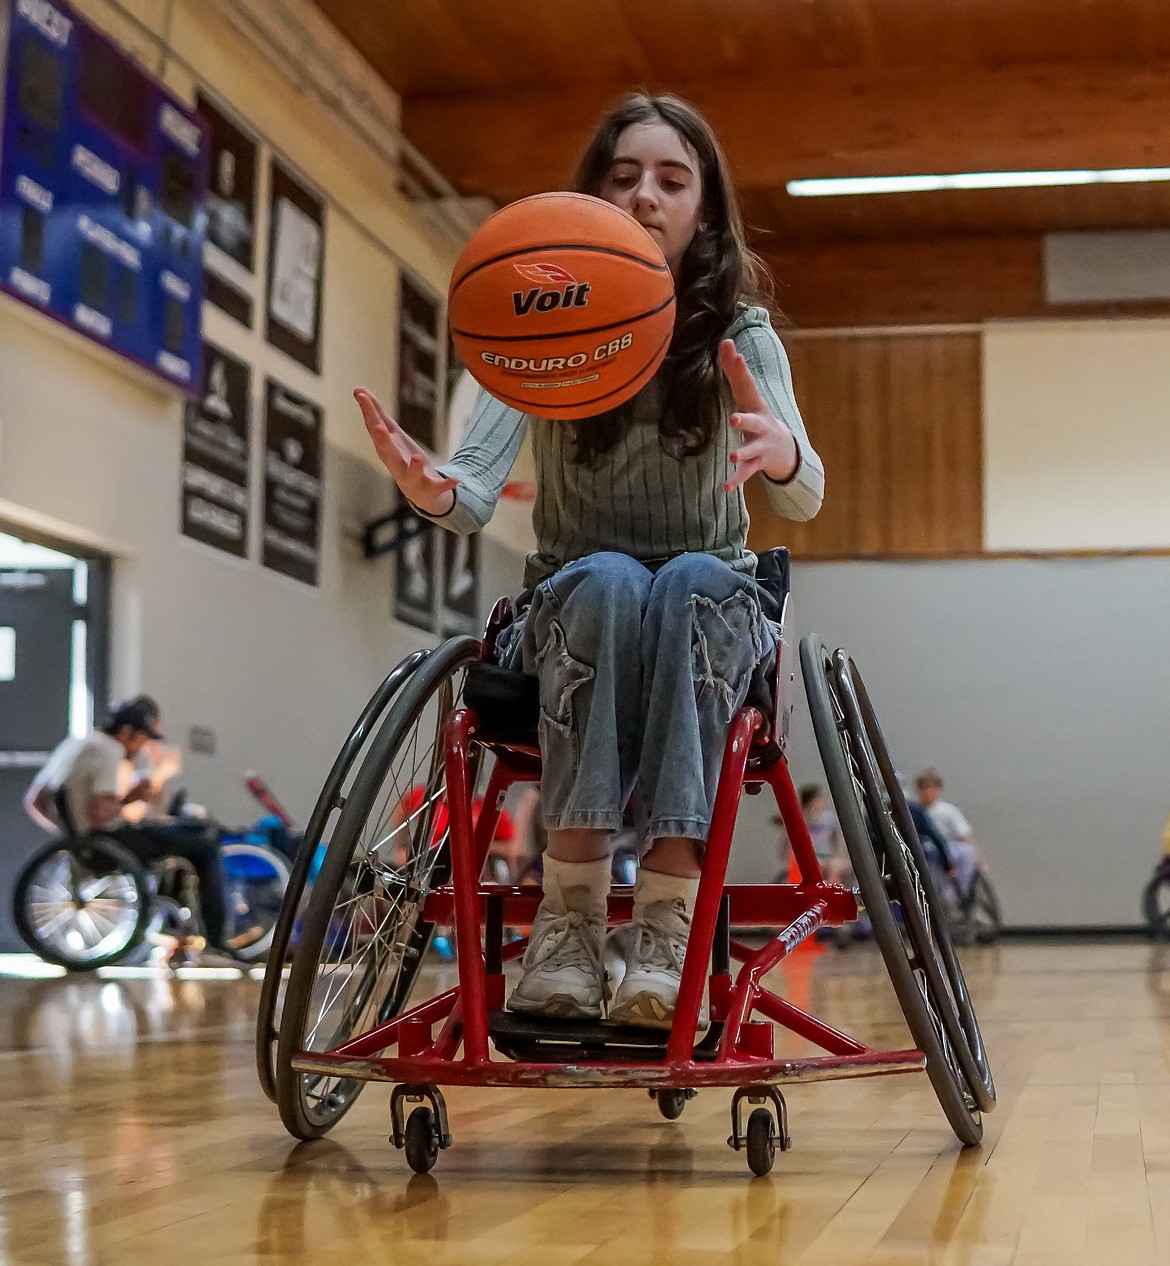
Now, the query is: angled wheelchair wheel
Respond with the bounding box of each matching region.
[275,636,482,1139]
[1143,862,1170,938]
[964,872,1003,944]
[256,650,429,1101]
[13,836,151,971]
[802,636,991,1146]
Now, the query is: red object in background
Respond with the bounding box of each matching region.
[245,773,295,828]
[396,787,514,848]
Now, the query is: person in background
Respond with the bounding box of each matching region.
[24,697,237,955]
[773,783,847,885]
[915,768,978,899]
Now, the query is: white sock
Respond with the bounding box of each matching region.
[633,867,700,918]
[542,854,611,915]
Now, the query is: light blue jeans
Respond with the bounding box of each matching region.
[515,552,778,848]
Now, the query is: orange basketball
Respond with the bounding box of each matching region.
[448,192,675,421]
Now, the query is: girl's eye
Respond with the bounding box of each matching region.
[663,182,685,192]
[609,174,637,187]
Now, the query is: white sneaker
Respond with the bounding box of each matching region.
[507,887,608,1020]
[609,897,694,1029]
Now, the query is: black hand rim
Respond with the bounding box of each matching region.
[835,651,996,1113]
[255,649,430,1101]
[800,634,983,1146]
[274,636,481,1139]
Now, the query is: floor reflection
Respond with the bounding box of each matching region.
[0,939,1166,1266]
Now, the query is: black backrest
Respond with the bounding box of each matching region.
[53,786,80,838]
[754,546,790,615]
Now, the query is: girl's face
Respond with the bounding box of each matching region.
[599,121,704,274]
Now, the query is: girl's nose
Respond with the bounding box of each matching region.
[631,174,659,210]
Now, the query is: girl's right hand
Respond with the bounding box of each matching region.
[354,387,459,516]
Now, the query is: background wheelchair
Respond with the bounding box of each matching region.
[1143,814,1170,937]
[13,791,291,971]
[261,549,995,1176]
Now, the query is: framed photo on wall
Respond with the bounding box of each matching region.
[266,161,325,373]
[197,92,258,273]
[261,378,323,586]
[396,273,441,451]
[442,531,479,628]
[197,92,258,329]
[394,508,438,632]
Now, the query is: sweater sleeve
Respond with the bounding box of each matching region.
[412,388,529,535]
[732,308,824,522]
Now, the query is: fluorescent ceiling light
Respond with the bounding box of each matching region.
[787,168,1170,197]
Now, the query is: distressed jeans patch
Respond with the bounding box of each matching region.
[690,590,767,723]
[535,618,595,735]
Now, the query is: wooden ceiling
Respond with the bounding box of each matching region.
[309,0,1170,326]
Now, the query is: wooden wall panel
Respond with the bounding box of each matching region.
[746,333,983,559]
[765,236,1170,329]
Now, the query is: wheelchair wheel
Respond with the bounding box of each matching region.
[255,650,428,1100]
[221,842,293,962]
[964,873,1003,944]
[13,836,151,971]
[275,636,482,1139]
[802,636,991,1145]
[1143,862,1170,938]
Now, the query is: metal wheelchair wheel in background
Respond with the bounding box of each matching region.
[275,636,482,1140]
[1143,861,1170,939]
[256,650,429,1101]
[13,836,152,971]
[221,841,293,962]
[802,635,989,1146]
[964,872,1004,944]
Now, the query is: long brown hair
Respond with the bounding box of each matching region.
[571,92,772,465]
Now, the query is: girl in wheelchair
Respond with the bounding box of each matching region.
[356,93,823,1028]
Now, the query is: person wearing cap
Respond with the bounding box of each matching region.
[24,697,232,954]
[24,696,165,835]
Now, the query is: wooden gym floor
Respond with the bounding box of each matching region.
[1,938,1167,1266]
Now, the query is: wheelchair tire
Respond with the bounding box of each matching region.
[275,636,482,1139]
[221,841,293,962]
[1143,864,1170,938]
[13,836,151,971]
[965,873,1003,944]
[843,655,996,1114]
[256,650,429,1100]
[802,636,988,1146]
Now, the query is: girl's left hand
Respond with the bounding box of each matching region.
[719,339,799,492]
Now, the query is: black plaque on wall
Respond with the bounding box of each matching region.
[181,342,251,557]
[394,507,437,632]
[197,91,258,272]
[442,531,479,626]
[396,273,440,450]
[266,161,325,373]
[262,378,323,586]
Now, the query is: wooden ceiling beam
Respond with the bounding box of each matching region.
[401,61,1170,201]
[763,234,1170,328]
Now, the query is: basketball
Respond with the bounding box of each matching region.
[448,192,676,421]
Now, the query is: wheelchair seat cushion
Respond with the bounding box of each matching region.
[464,662,541,733]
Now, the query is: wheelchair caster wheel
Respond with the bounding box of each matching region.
[404,1106,440,1174]
[745,1109,776,1176]
[390,1084,451,1174]
[729,1085,791,1176]
[653,1089,696,1121]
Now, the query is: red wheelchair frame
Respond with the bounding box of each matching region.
[269,550,993,1175]
[286,651,932,1174]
